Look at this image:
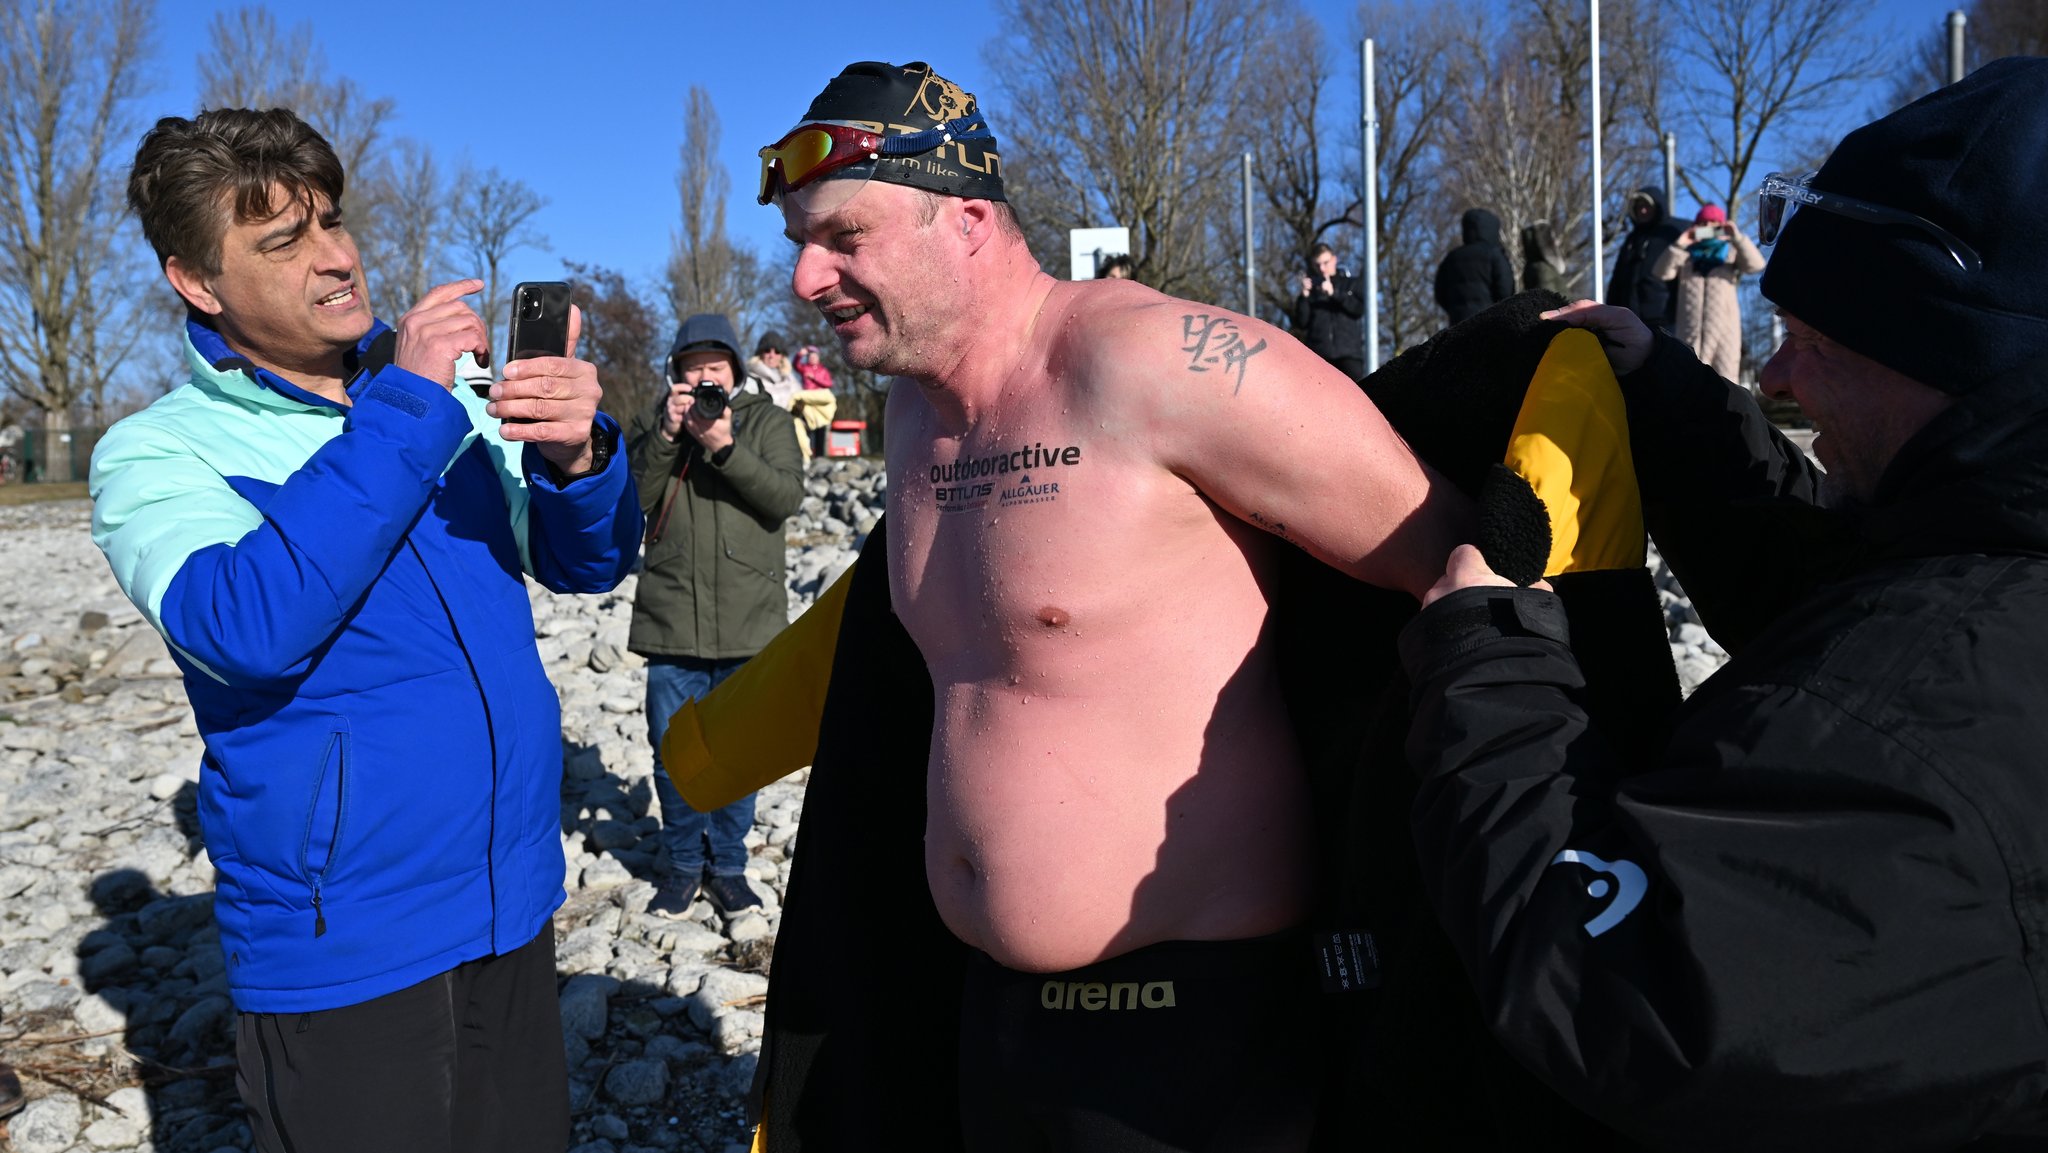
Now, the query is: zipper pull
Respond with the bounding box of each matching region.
[312,883,327,938]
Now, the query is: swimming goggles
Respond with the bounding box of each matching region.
[756,116,994,211]
[1757,170,1982,273]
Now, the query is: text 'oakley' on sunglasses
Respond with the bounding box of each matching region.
[1757,170,1983,273]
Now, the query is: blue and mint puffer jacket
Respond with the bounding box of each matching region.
[90,320,641,1013]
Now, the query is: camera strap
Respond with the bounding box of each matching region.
[644,442,695,548]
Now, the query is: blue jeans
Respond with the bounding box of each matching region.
[646,656,753,879]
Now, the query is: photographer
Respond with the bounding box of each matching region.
[1651,204,1765,383]
[1289,242,1367,384]
[626,314,804,918]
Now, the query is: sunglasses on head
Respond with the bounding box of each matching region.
[756,116,994,211]
[1757,170,1982,273]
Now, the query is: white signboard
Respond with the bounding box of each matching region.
[1068,227,1132,280]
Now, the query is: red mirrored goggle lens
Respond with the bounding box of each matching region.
[757,124,882,205]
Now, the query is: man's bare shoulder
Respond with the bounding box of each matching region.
[1044,280,1352,422]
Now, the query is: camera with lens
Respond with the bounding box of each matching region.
[690,383,729,420]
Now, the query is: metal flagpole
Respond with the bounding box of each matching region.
[1589,0,1604,303]
[1242,153,1255,317]
[1948,10,1968,84]
[1363,38,1380,372]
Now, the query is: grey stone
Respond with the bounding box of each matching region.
[581,855,633,892]
[559,972,619,1039]
[73,990,129,1035]
[726,911,771,944]
[603,1057,669,1106]
[11,1094,83,1153]
[106,1086,149,1124]
[592,1114,632,1140]
[586,819,642,852]
[16,978,82,1012]
[568,1142,619,1153]
[687,969,769,1032]
[78,940,138,984]
[711,1009,763,1054]
[83,1113,144,1149]
[166,993,233,1047]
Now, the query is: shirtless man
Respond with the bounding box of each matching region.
[764,62,1466,1148]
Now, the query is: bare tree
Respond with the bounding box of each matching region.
[986,0,1291,303]
[353,138,449,313]
[1253,6,1360,324]
[1888,0,2048,110]
[1349,1,1461,355]
[1666,0,1884,223]
[563,261,665,427]
[448,167,548,357]
[0,0,153,481]
[1437,0,1667,303]
[666,86,769,340]
[196,7,394,183]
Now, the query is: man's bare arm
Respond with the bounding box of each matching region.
[1126,301,1470,599]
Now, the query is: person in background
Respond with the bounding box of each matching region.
[1605,186,1687,333]
[1098,253,1135,280]
[627,314,804,919]
[1652,204,1766,383]
[1433,207,1516,325]
[791,345,839,457]
[1291,241,1367,384]
[1520,221,1567,296]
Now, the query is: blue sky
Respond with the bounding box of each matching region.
[146,0,1960,311]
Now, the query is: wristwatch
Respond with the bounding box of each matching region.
[554,422,614,483]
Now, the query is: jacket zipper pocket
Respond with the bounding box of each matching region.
[301,730,348,939]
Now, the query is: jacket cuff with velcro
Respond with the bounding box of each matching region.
[347,364,475,474]
[1398,584,1574,686]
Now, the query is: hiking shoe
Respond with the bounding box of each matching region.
[704,874,763,914]
[647,874,700,919]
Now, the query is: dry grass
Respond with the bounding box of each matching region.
[0,482,86,506]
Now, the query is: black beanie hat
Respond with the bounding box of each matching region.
[791,61,1005,202]
[1760,57,2048,395]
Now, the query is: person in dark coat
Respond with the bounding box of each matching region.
[1289,242,1367,382]
[1604,186,1686,332]
[1433,207,1516,325]
[1520,220,1567,295]
[1403,57,2048,1150]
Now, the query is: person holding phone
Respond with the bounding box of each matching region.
[91,107,640,1153]
[1289,241,1368,384]
[1651,203,1766,383]
[626,314,804,920]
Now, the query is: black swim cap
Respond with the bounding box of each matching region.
[794,61,1006,203]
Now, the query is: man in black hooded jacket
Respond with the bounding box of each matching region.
[1604,186,1685,332]
[1402,57,2048,1150]
[1433,207,1516,325]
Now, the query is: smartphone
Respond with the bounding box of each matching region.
[475,281,571,398]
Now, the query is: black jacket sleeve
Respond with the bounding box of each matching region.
[1619,336,1854,653]
[1399,585,2048,1152]
[1334,273,1366,319]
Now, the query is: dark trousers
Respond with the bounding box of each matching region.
[235,927,568,1153]
[1327,354,1367,385]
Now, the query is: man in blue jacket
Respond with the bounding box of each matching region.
[92,108,641,1153]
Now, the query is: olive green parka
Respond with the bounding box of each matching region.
[625,383,805,660]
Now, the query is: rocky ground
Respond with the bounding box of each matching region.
[0,454,1716,1153]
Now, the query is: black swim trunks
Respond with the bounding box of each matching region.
[958,931,1323,1152]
